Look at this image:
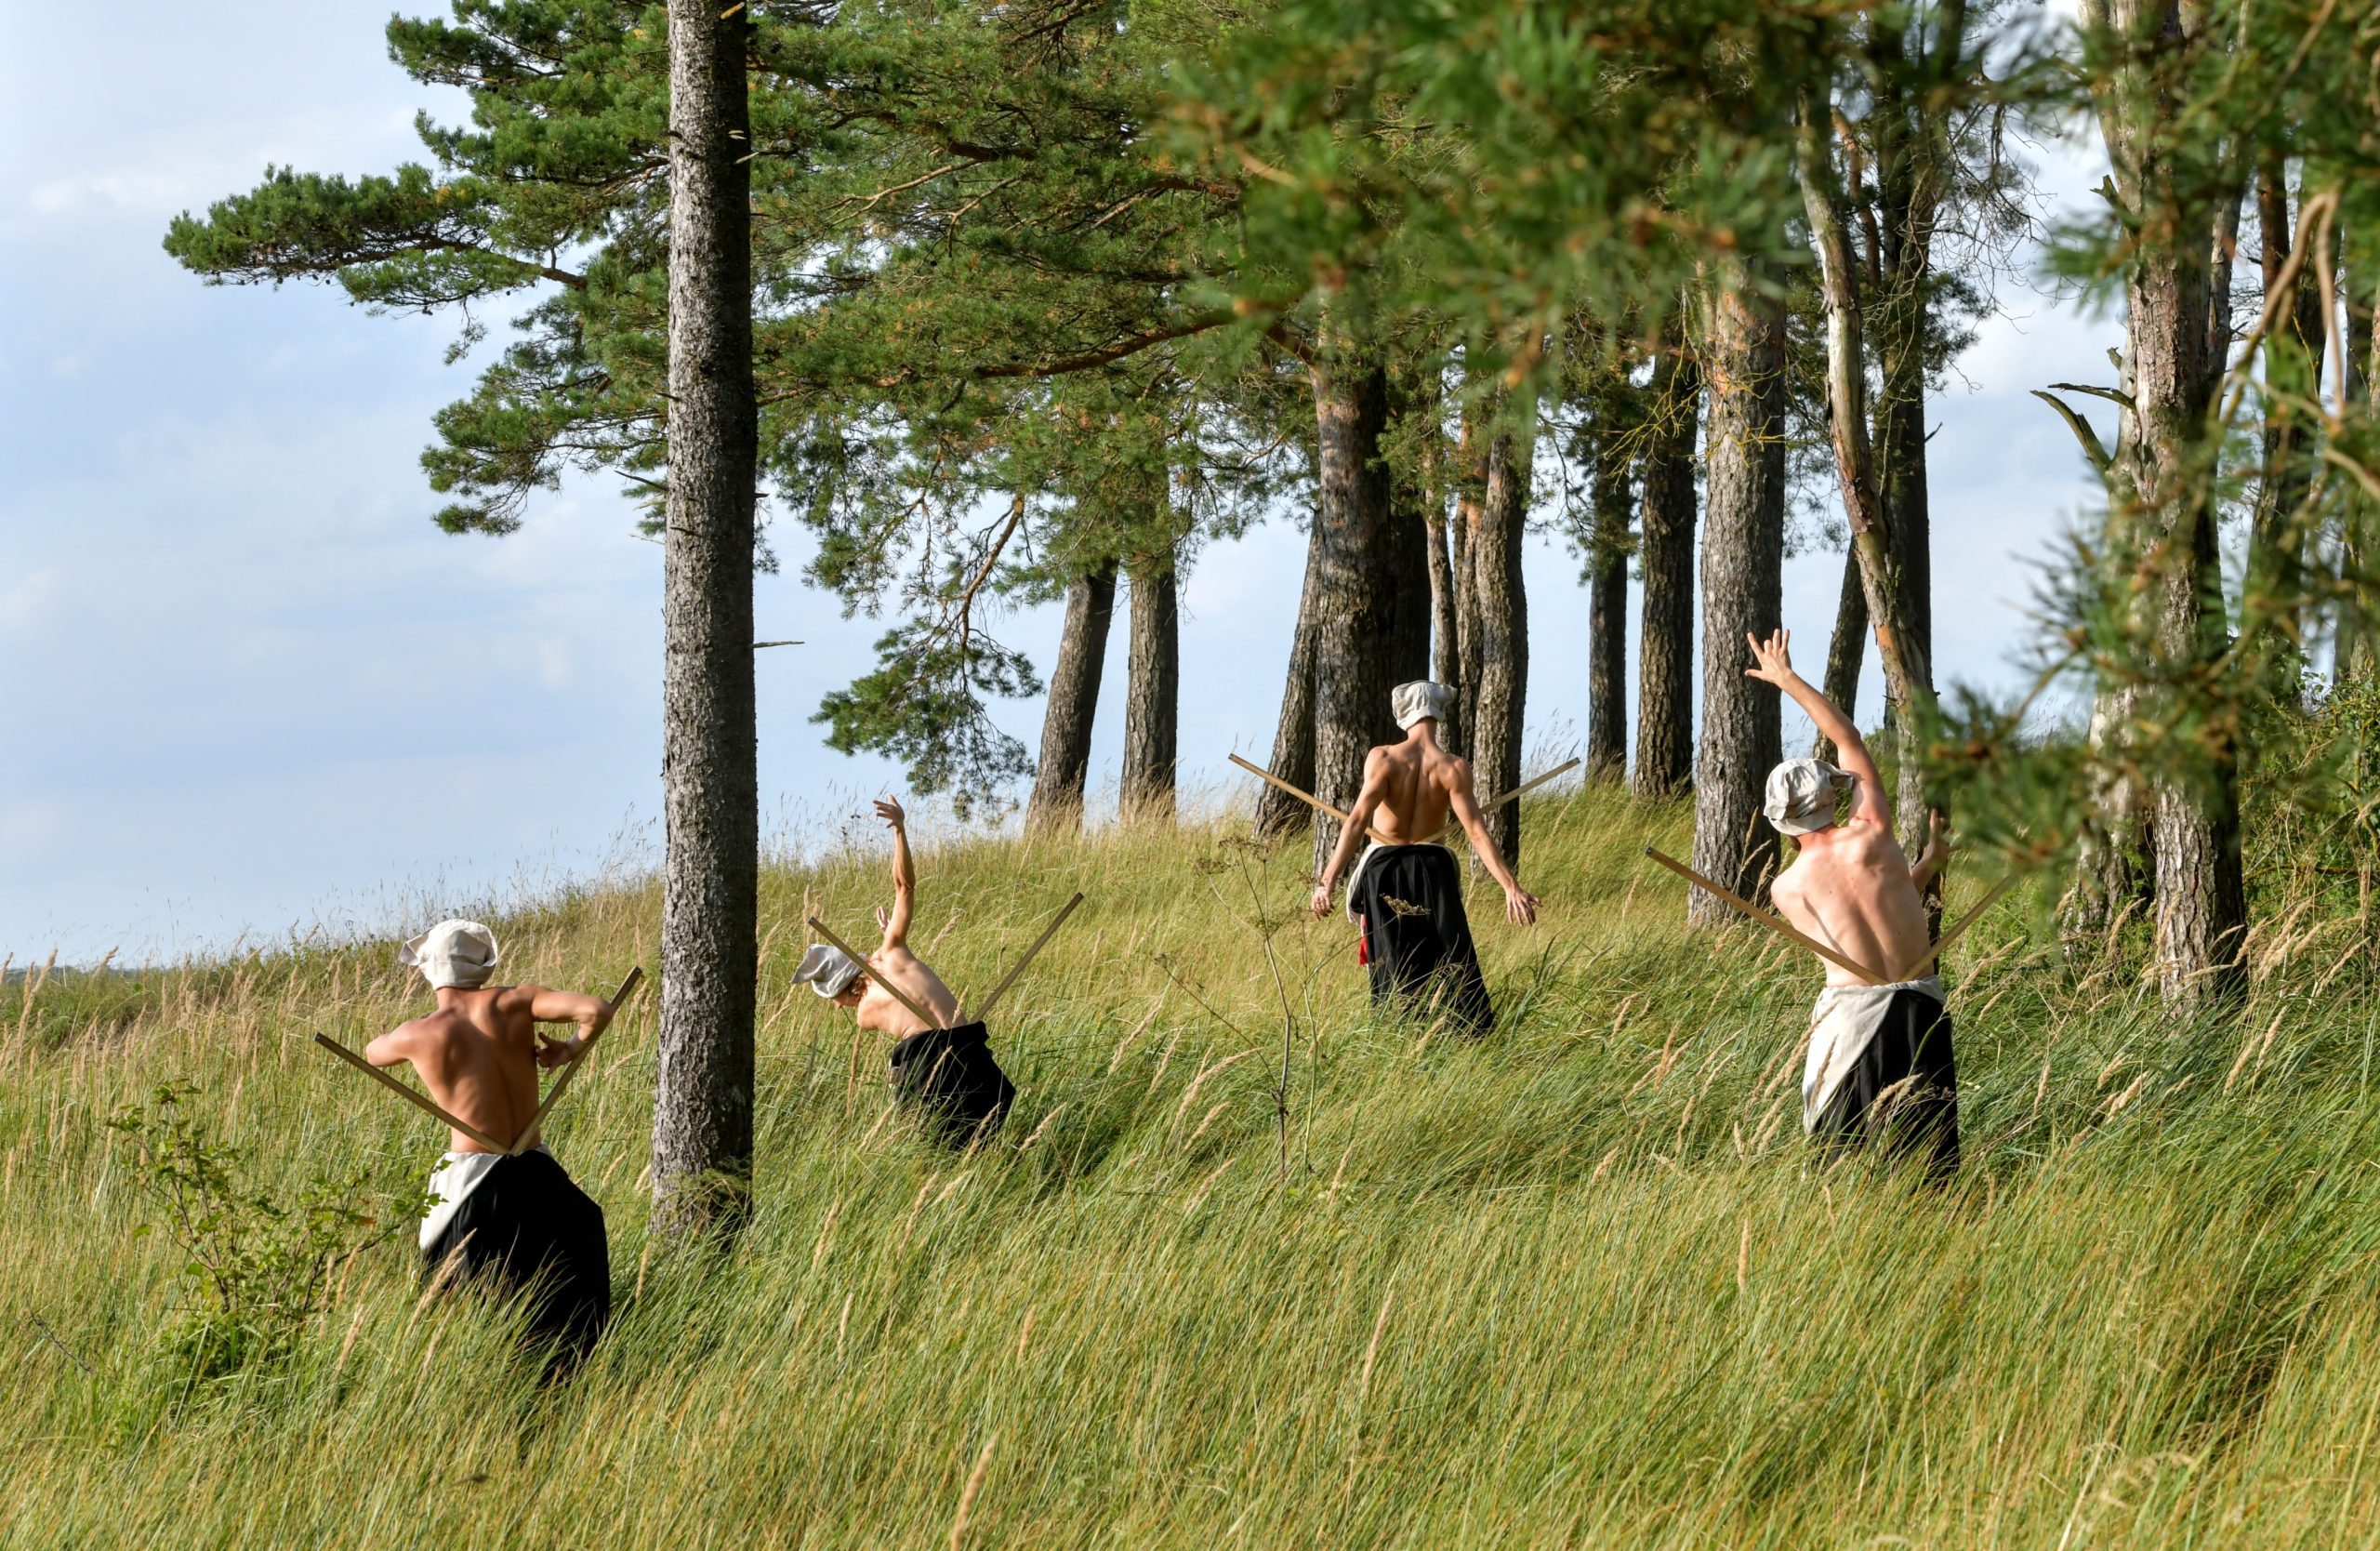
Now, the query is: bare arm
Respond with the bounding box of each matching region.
[876,797,915,948]
[362,1023,417,1068]
[1311,753,1391,917]
[1448,762,1540,925]
[1744,629,1891,831]
[509,985,615,1068]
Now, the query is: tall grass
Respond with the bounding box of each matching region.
[6,788,2380,1546]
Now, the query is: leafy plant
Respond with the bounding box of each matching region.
[108,1080,425,1386]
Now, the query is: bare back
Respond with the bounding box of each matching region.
[1770,822,1933,988]
[385,987,541,1153]
[856,946,961,1039]
[1364,739,1465,842]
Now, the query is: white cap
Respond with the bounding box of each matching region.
[399,920,500,989]
[1764,759,1855,835]
[795,943,864,999]
[1392,681,1455,731]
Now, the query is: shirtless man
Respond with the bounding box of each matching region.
[1745,630,1958,1177]
[1309,681,1540,1036]
[366,919,614,1359]
[796,798,1012,1139]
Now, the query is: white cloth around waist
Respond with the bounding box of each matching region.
[1342,838,1455,924]
[421,1145,549,1253]
[1801,976,1946,1132]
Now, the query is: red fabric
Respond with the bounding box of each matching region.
[1355,913,1369,966]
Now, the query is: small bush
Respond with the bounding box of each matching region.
[108,1080,424,1387]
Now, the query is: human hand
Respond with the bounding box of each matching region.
[875,904,892,934]
[1504,885,1540,926]
[1310,882,1334,920]
[874,796,906,830]
[1743,629,1797,688]
[536,1032,582,1070]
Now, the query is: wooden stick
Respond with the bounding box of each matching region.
[969,893,1084,1021]
[1642,848,1892,986]
[509,966,646,1154]
[806,915,944,1032]
[1484,758,1581,814]
[1888,875,2021,984]
[312,1032,509,1153]
[1227,754,1393,843]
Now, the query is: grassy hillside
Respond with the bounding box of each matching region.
[7,788,2380,1548]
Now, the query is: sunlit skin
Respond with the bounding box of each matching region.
[364,984,615,1153]
[1309,714,1540,926]
[827,797,963,1038]
[1747,629,1949,988]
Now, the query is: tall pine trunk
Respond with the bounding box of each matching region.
[1308,338,1400,873]
[1816,546,1867,764]
[652,0,758,1240]
[1451,401,1489,762]
[1690,273,1787,919]
[1385,378,1437,689]
[1256,527,1322,840]
[1025,561,1116,834]
[2086,0,2247,1008]
[1120,548,1180,822]
[1465,418,1532,861]
[1633,332,1699,799]
[1585,367,1633,784]
[2248,160,2328,694]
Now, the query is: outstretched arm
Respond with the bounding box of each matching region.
[1448,763,1540,926]
[511,986,615,1067]
[1744,629,1891,831]
[877,797,916,948]
[1311,753,1391,918]
[362,1023,417,1068]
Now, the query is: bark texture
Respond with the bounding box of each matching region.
[1816,545,1867,764]
[1255,526,1323,840]
[652,0,759,1239]
[2248,159,2328,687]
[1025,561,1117,834]
[1633,336,1700,799]
[1308,344,1401,872]
[1384,384,1437,690]
[1463,420,1532,862]
[2086,0,2247,1008]
[1120,550,1181,822]
[1585,370,1634,784]
[1691,275,1788,921]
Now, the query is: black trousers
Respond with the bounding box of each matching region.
[890,1020,1015,1146]
[1813,988,1960,1181]
[1351,844,1496,1037]
[422,1151,611,1366]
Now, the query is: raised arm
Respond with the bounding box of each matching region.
[507,985,616,1068]
[876,797,916,948]
[1310,752,1393,918]
[1744,629,1891,831]
[1448,761,1540,925]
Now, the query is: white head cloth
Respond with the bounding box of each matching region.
[400,920,501,990]
[1764,758,1855,836]
[795,943,864,999]
[1391,681,1456,731]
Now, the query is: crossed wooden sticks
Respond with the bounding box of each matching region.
[1228,753,1581,845]
[804,890,1085,1032]
[1644,848,2018,986]
[312,967,646,1155]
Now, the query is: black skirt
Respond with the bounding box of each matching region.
[1349,844,1496,1037]
[421,1150,611,1364]
[1811,987,1960,1181]
[889,1020,1015,1146]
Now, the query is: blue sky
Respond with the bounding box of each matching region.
[0,4,2122,965]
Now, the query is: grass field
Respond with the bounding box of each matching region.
[7,786,2380,1548]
